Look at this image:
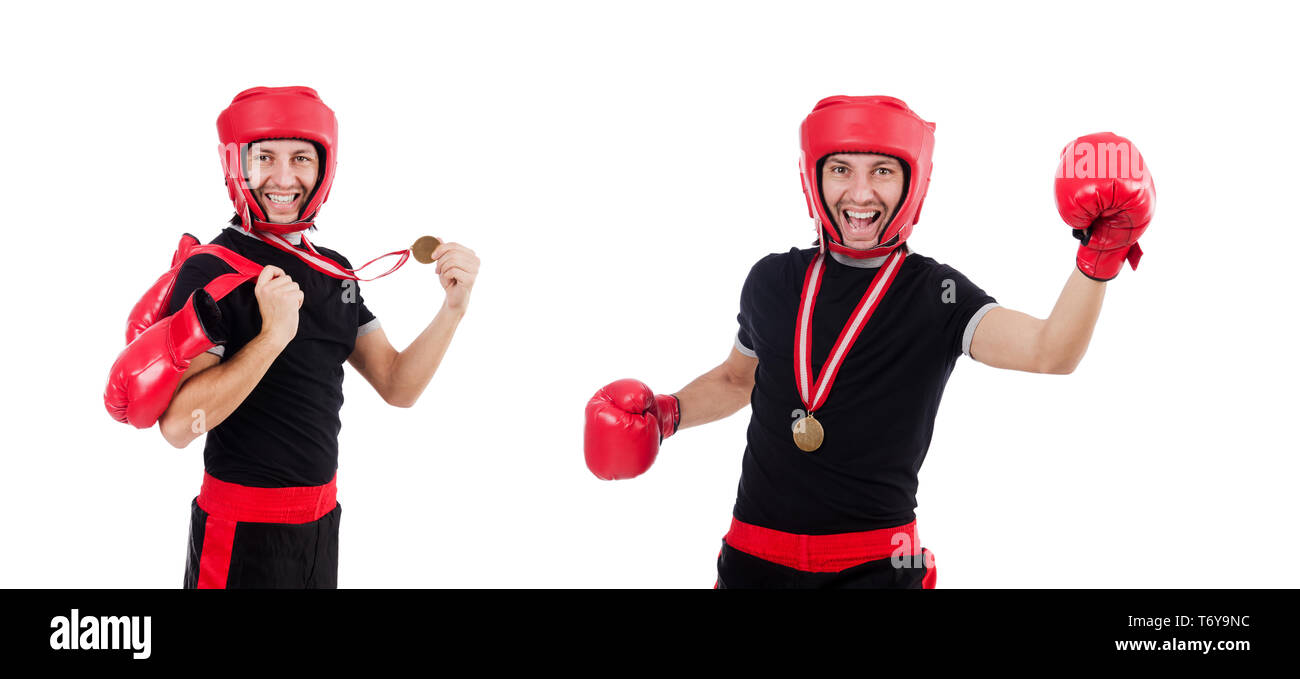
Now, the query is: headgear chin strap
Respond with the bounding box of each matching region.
[217,86,338,237]
[798,96,936,259]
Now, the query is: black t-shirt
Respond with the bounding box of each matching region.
[733,245,998,534]
[166,227,378,488]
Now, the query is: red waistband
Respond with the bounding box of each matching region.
[724,517,921,573]
[197,471,337,524]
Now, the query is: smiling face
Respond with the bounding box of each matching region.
[244,139,320,224]
[820,152,906,251]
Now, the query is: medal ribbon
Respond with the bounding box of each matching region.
[250,229,411,282]
[795,249,907,413]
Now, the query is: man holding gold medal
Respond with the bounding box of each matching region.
[105,86,478,588]
[584,96,1154,588]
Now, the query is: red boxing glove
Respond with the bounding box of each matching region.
[1054,132,1156,281]
[584,379,681,480]
[104,290,225,428]
[125,233,202,344]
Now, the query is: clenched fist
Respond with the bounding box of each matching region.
[1055,132,1157,281]
[254,265,303,347]
[584,379,681,480]
[429,242,479,314]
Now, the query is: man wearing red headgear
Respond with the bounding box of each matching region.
[141,87,477,588]
[584,96,1154,588]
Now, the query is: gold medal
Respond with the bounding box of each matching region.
[411,235,442,264]
[792,414,825,452]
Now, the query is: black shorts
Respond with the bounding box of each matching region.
[182,471,341,589]
[183,498,341,589]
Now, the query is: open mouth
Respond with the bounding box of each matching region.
[843,209,881,234]
[264,192,300,209]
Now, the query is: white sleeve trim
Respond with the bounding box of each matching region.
[357,317,382,339]
[962,302,1000,357]
[207,346,225,358]
[734,332,757,358]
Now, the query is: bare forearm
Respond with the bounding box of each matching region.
[159,332,286,448]
[674,365,753,430]
[1040,268,1107,373]
[386,303,465,408]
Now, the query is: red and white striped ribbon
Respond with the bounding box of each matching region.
[794,248,907,413]
[251,229,411,282]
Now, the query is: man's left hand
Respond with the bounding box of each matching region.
[430,242,479,313]
[1055,132,1156,281]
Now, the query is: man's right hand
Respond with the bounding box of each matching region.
[584,379,680,480]
[104,289,224,428]
[254,265,303,347]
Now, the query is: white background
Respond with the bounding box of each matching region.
[1,0,1296,588]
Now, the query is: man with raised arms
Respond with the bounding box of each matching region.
[584,95,1154,588]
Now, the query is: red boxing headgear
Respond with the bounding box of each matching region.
[799,96,936,259]
[217,86,338,236]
